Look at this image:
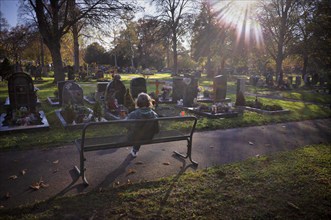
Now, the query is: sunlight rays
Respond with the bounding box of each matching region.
[211,0,264,50]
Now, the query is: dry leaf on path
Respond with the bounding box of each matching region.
[30,178,48,191]
[126,169,136,176]
[8,175,18,180]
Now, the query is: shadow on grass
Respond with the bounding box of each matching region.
[155,154,198,218]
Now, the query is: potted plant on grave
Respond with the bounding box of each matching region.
[75,105,92,123]
[61,103,76,124]
[93,101,103,121]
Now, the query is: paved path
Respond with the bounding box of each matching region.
[0,119,330,208]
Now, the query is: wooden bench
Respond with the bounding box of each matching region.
[74,116,198,185]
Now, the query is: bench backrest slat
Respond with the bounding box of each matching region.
[79,116,197,150]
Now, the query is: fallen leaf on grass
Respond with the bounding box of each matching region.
[163,162,170,165]
[8,175,18,180]
[287,201,300,210]
[53,160,59,164]
[126,169,136,176]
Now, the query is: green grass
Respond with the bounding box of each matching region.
[1,76,330,150]
[0,144,330,219]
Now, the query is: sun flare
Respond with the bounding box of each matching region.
[211,0,264,49]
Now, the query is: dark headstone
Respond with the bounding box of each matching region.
[130,77,146,99]
[214,75,227,101]
[95,82,109,102]
[7,72,37,112]
[183,77,198,107]
[106,78,126,105]
[97,82,108,92]
[57,80,74,105]
[172,76,185,102]
[236,78,245,95]
[62,82,84,106]
[295,76,301,87]
[288,76,293,86]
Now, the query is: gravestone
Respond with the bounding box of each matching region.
[58,80,74,105]
[95,82,108,102]
[172,76,185,102]
[236,78,246,95]
[105,76,126,106]
[183,77,198,107]
[214,75,227,102]
[7,72,37,112]
[62,82,84,106]
[130,77,146,99]
[295,76,301,88]
[288,76,293,86]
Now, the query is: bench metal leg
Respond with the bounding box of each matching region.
[174,139,198,166]
[75,151,89,185]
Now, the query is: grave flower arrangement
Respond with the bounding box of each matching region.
[61,103,93,124]
[4,107,42,126]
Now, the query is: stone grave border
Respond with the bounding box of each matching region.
[244,106,291,115]
[0,111,50,132]
[175,106,239,119]
[55,108,94,130]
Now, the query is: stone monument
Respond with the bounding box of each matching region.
[62,82,84,106]
[214,75,227,102]
[130,77,146,99]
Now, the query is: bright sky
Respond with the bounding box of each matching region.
[0,0,19,27]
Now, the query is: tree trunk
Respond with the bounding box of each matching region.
[40,35,45,67]
[73,24,80,76]
[172,31,178,75]
[49,41,65,82]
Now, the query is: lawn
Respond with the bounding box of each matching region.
[0,144,329,219]
[0,75,330,150]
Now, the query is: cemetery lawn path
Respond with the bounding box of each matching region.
[0,118,330,219]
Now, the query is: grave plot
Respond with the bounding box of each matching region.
[235,78,290,115]
[47,80,74,106]
[0,72,50,132]
[55,81,97,129]
[176,74,238,118]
